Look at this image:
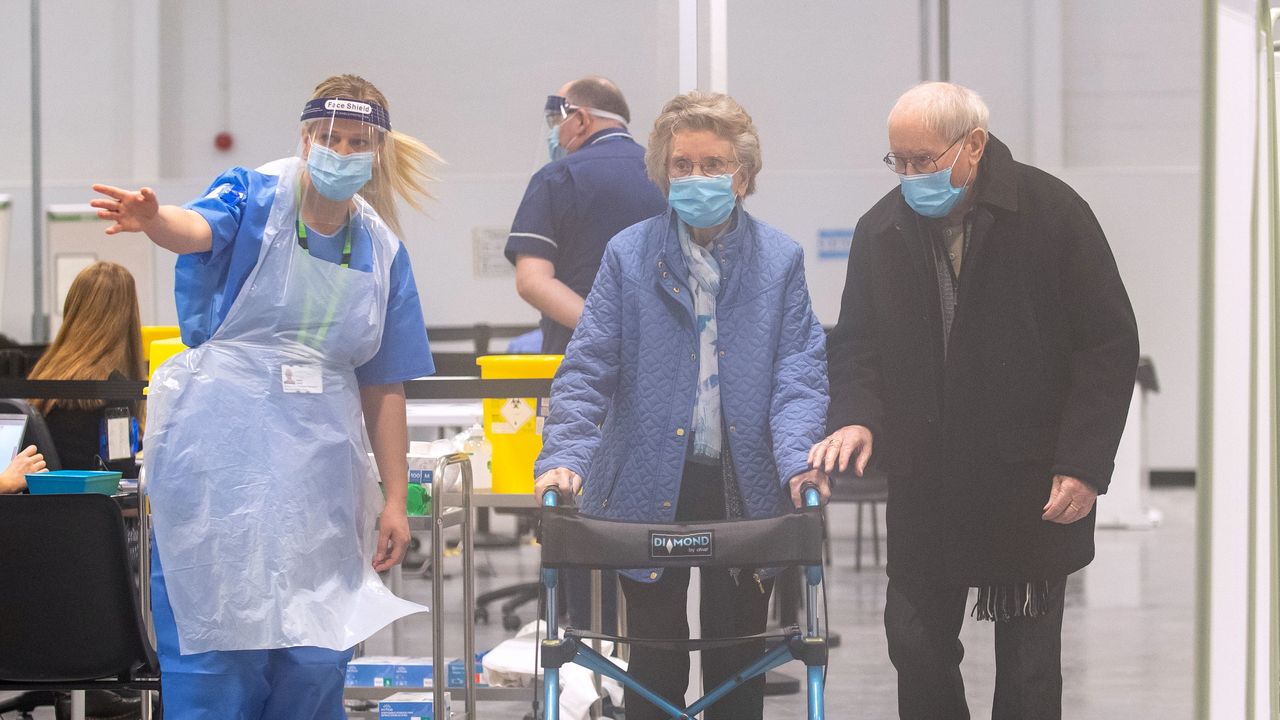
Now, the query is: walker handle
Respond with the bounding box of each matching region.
[800,483,822,508]
[542,488,560,508]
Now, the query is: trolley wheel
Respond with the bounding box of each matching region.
[502,613,522,631]
[475,607,489,624]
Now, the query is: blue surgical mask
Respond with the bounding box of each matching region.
[307,143,374,201]
[547,125,566,162]
[898,142,972,219]
[668,174,737,228]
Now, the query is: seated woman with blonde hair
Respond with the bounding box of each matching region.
[28,261,145,475]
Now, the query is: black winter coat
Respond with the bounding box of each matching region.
[827,136,1139,585]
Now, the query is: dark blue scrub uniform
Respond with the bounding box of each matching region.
[505,128,666,353]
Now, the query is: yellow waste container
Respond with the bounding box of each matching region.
[149,337,188,381]
[476,354,563,494]
[140,326,181,361]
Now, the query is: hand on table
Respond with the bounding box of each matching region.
[0,445,45,494]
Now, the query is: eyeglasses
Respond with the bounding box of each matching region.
[669,156,738,178]
[882,133,966,175]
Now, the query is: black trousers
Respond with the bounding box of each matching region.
[884,575,1068,720]
[618,461,775,720]
[563,566,618,635]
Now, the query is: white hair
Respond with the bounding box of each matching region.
[888,82,989,141]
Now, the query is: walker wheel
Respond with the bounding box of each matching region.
[502,613,521,631]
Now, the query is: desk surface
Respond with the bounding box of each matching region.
[440,489,538,509]
[405,400,482,428]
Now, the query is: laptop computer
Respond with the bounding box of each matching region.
[0,413,31,463]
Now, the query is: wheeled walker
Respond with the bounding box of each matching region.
[538,485,828,719]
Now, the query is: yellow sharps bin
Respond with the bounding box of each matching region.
[476,354,563,493]
[140,325,181,362]
[148,337,188,380]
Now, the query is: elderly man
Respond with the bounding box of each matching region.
[506,75,666,354]
[815,82,1139,719]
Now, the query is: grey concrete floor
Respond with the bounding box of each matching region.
[2,488,1193,719]
[364,487,1196,719]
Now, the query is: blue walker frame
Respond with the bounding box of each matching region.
[539,486,827,720]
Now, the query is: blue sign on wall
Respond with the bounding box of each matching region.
[817,228,854,260]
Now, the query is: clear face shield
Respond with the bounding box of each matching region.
[297,97,394,238]
[533,94,627,170]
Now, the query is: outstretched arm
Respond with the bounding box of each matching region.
[90,184,212,254]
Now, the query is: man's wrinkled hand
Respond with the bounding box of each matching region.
[1042,474,1098,524]
[808,425,873,476]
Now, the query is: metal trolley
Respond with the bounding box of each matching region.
[538,485,828,720]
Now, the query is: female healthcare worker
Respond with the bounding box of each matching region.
[89,74,439,719]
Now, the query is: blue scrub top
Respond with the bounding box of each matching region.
[177,166,435,386]
[505,129,666,353]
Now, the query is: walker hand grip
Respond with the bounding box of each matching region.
[801,483,821,508]
[543,488,560,507]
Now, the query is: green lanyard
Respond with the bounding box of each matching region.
[294,177,354,349]
[295,181,352,268]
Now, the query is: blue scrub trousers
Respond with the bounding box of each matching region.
[149,542,353,720]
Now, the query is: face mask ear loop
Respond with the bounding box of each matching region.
[945,130,977,189]
[556,113,576,155]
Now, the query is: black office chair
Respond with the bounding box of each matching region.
[826,470,889,570]
[0,348,40,380]
[0,494,160,717]
[0,398,63,471]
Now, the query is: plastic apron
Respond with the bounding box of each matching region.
[146,158,425,654]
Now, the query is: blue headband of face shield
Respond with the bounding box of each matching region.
[300,97,392,132]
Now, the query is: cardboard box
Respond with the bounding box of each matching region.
[346,657,434,688]
[378,691,450,719]
[446,654,487,688]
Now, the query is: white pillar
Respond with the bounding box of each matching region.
[1029,0,1065,168]
[130,0,161,181]
[678,0,698,93]
[707,0,727,93]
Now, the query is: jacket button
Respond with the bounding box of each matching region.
[649,571,659,580]
[690,352,696,361]
[662,271,669,278]
[673,287,681,293]
[729,425,737,433]
[658,261,666,269]
[718,350,725,358]
[676,428,685,436]
[662,500,672,508]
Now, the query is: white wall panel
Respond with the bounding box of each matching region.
[0,1,1203,471]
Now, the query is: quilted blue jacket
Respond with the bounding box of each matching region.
[535,207,828,579]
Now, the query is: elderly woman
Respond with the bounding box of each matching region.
[534,91,828,720]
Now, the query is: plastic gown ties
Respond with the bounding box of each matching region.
[145,95,426,654]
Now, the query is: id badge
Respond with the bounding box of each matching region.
[101,406,135,461]
[282,365,323,394]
